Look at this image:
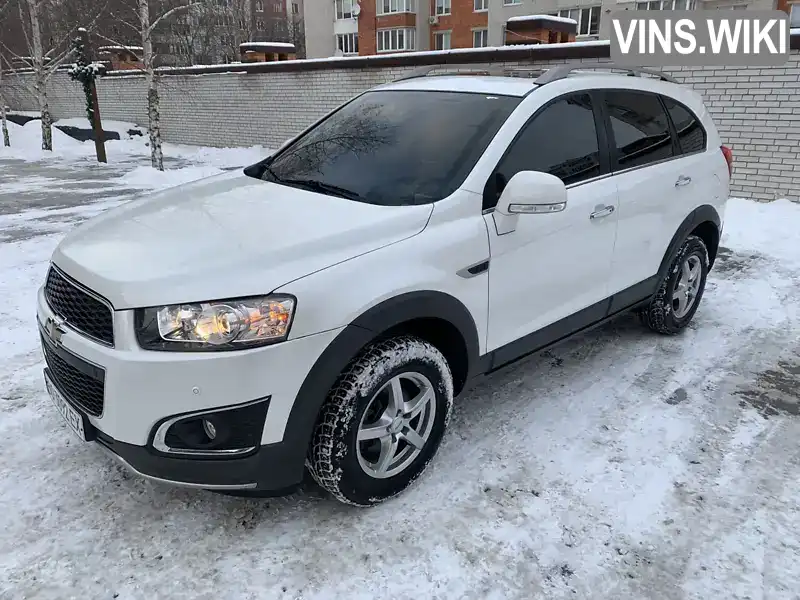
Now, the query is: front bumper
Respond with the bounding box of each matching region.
[37,284,341,491]
[96,431,303,493]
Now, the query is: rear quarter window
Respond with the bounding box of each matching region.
[661,96,707,154]
[603,90,675,170]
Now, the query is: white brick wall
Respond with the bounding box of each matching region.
[5,51,800,202]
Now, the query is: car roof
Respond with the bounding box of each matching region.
[375,75,538,98]
[373,71,706,115]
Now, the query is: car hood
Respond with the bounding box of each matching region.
[52,171,433,309]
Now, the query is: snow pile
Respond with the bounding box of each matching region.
[0,117,268,188]
[722,199,800,270]
[0,120,85,160]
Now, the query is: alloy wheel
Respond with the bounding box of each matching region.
[672,255,703,319]
[356,372,436,479]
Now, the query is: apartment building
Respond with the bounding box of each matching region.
[305,0,795,58]
[305,0,490,57]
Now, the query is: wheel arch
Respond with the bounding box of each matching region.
[275,291,481,479]
[658,204,721,279]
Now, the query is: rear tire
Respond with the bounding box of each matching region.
[307,336,454,507]
[641,234,709,335]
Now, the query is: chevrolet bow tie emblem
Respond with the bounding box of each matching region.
[45,316,67,346]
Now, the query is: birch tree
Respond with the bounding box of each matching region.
[0,0,10,147]
[109,1,201,170]
[0,0,109,151]
[0,55,9,147]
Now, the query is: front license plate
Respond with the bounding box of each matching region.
[45,371,91,442]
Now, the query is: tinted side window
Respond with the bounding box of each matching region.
[661,96,706,154]
[604,91,674,170]
[485,93,600,210]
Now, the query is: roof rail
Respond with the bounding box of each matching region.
[534,63,677,85]
[393,65,502,82]
[502,66,548,79]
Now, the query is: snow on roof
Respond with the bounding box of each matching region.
[239,42,296,49]
[507,14,578,26]
[103,40,611,77]
[97,45,143,52]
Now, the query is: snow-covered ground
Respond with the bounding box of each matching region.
[1,126,799,600]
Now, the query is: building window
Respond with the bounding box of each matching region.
[337,32,359,54]
[377,27,416,52]
[292,2,299,14]
[790,4,800,27]
[256,18,264,29]
[636,0,695,9]
[335,0,354,19]
[556,6,600,37]
[255,0,263,11]
[474,0,488,10]
[503,0,521,5]
[377,0,415,15]
[473,28,488,47]
[435,0,451,15]
[434,31,451,50]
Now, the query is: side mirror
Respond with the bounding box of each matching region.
[492,171,568,235]
[495,171,567,216]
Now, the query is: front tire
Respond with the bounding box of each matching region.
[307,336,454,506]
[641,234,709,335]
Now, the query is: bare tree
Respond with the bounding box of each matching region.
[0,0,10,147]
[214,0,254,63]
[0,0,109,150]
[108,1,203,170]
[162,2,223,66]
[287,15,304,59]
[0,61,8,147]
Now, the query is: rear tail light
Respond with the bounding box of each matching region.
[721,145,733,177]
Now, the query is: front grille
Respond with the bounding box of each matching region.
[44,267,114,346]
[42,335,105,417]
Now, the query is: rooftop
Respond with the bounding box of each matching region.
[507,14,578,25]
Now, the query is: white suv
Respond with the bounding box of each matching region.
[38,64,731,506]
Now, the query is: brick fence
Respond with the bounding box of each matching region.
[4,37,800,202]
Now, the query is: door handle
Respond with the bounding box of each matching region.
[590,205,615,220]
[675,175,692,187]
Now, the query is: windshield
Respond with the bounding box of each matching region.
[257,90,521,206]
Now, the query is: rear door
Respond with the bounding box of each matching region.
[600,89,689,296]
[660,94,718,225]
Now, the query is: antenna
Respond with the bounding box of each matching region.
[353,4,361,16]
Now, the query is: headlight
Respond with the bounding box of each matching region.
[135,295,295,351]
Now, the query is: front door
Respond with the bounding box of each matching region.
[482,92,619,353]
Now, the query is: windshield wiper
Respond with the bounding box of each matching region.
[280,178,364,202]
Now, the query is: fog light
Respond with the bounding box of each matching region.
[202,419,217,441]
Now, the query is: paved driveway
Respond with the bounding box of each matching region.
[1,157,799,600]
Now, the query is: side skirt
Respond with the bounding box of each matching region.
[479,276,659,375]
